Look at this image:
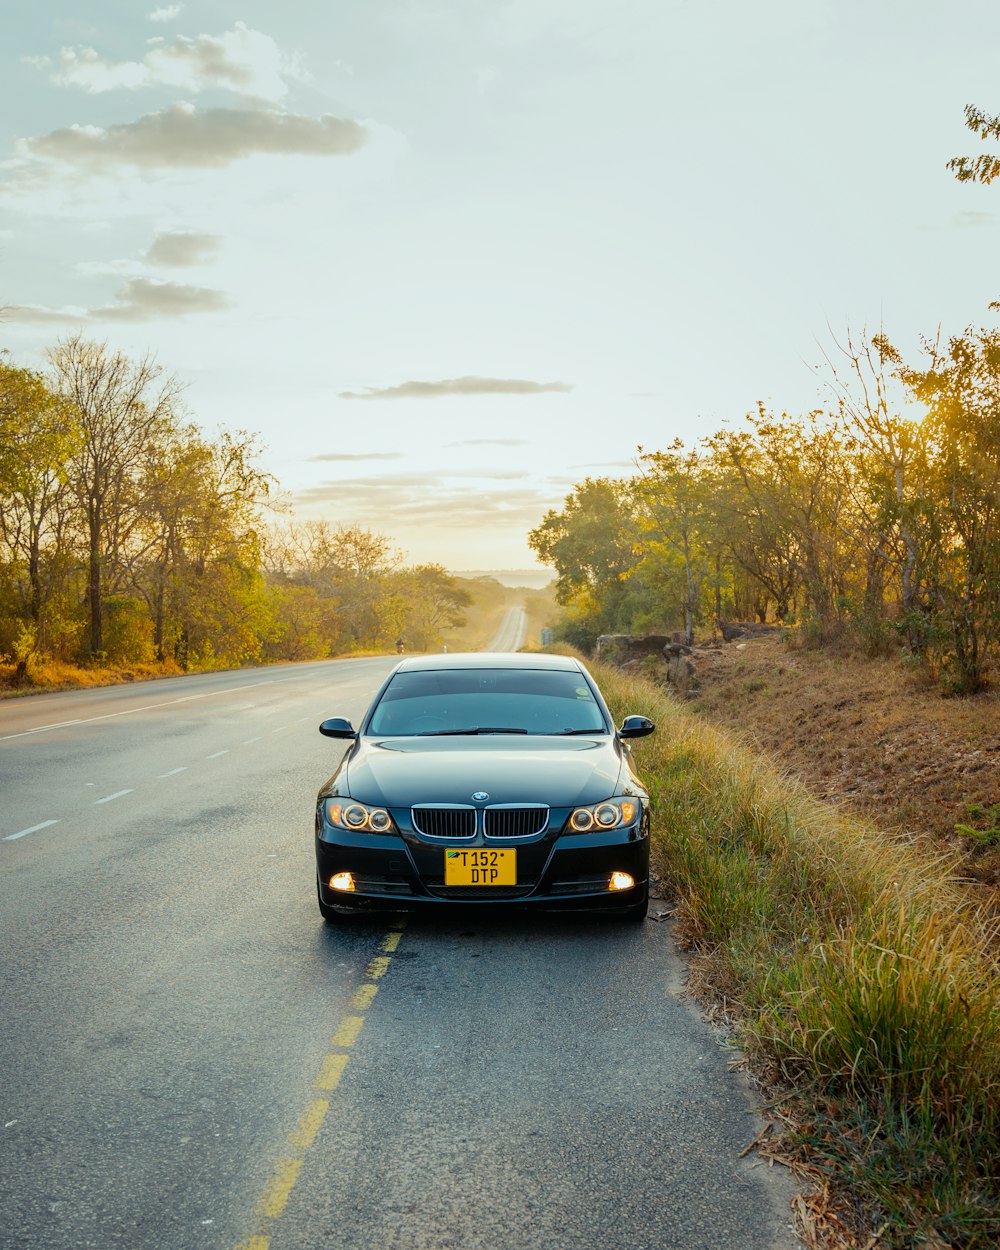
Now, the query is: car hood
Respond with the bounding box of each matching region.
[340,735,624,808]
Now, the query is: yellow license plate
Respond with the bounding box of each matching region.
[444,848,516,886]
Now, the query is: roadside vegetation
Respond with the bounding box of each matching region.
[0,336,484,690]
[531,322,1000,695]
[595,657,1000,1249]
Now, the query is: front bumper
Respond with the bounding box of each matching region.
[315,805,649,913]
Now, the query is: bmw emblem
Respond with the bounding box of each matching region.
[472,792,489,802]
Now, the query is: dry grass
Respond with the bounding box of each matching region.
[689,635,1000,890]
[0,656,185,697]
[593,658,1000,1249]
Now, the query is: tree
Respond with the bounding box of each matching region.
[263,583,331,661]
[821,330,935,650]
[712,408,858,632]
[49,336,179,658]
[136,426,275,666]
[528,478,640,646]
[895,326,1000,692]
[635,442,716,644]
[393,565,472,650]
[948,104,1000,186]
[0,361,80,680]
[265,521,405,651]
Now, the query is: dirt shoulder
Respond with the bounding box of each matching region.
[686,634,1000,890]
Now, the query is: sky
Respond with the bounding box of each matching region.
[2,1,999,570]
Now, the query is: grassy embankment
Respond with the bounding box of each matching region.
[595,657,1000,1249]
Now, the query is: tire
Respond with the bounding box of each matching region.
[614,880,649,923]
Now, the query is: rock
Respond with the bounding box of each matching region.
[664,641,723,693]
[594,634,673,664]
[595,632,721,695]
[665,650,698,690]
[717,620,783,642]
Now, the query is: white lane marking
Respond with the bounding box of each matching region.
[272,726,288,733]
[95,790,132,805]
[4,819,59,842]
[206,750,229,759]
[0,678,296,743]
[243,736,262,744]
[158,767,186,778]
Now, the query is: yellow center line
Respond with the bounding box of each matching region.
[234,923,405,1250]
[330,1014,365,1048]
[315,1052,350,1091]
[287,1098,330,1152]
[259,1157,304,1219]
[350,982,379,1010]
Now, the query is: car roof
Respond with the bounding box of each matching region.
[394,652,583,673]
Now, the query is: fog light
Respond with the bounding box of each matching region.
[609,871,634,892]
[329,872,356,892]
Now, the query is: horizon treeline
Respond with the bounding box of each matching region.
[530,323,1000,694]
[0,335,472,682]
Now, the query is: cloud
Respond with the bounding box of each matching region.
[30,23,301,102]
[337,376,572,400]
[20,104,368,170]
[70,232,219,277]
[145,231,220,266]
[148,5,183,21]
[309,452,405,462]
[7,278,230,323]
[295,474,559,532]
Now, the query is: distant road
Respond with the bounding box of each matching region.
[487,604,527,651]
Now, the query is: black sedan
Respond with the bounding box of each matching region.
[315,653,655,922]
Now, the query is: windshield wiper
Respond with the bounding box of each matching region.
[418,726,528,736]
[557,727,608,735]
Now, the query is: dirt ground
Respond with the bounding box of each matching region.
[686,634,1000,890]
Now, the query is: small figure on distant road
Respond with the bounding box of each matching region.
[395,637,405,654]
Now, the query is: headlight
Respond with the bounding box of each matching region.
[567,797,639,832]
[325,799,394,833]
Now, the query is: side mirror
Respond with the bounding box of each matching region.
[618,715,655,739]
[319,717,358,739]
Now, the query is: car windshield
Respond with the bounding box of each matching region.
[367,668,608,737]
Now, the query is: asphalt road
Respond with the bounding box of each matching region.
[1,658,799,1250]
[486,605,528,652]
